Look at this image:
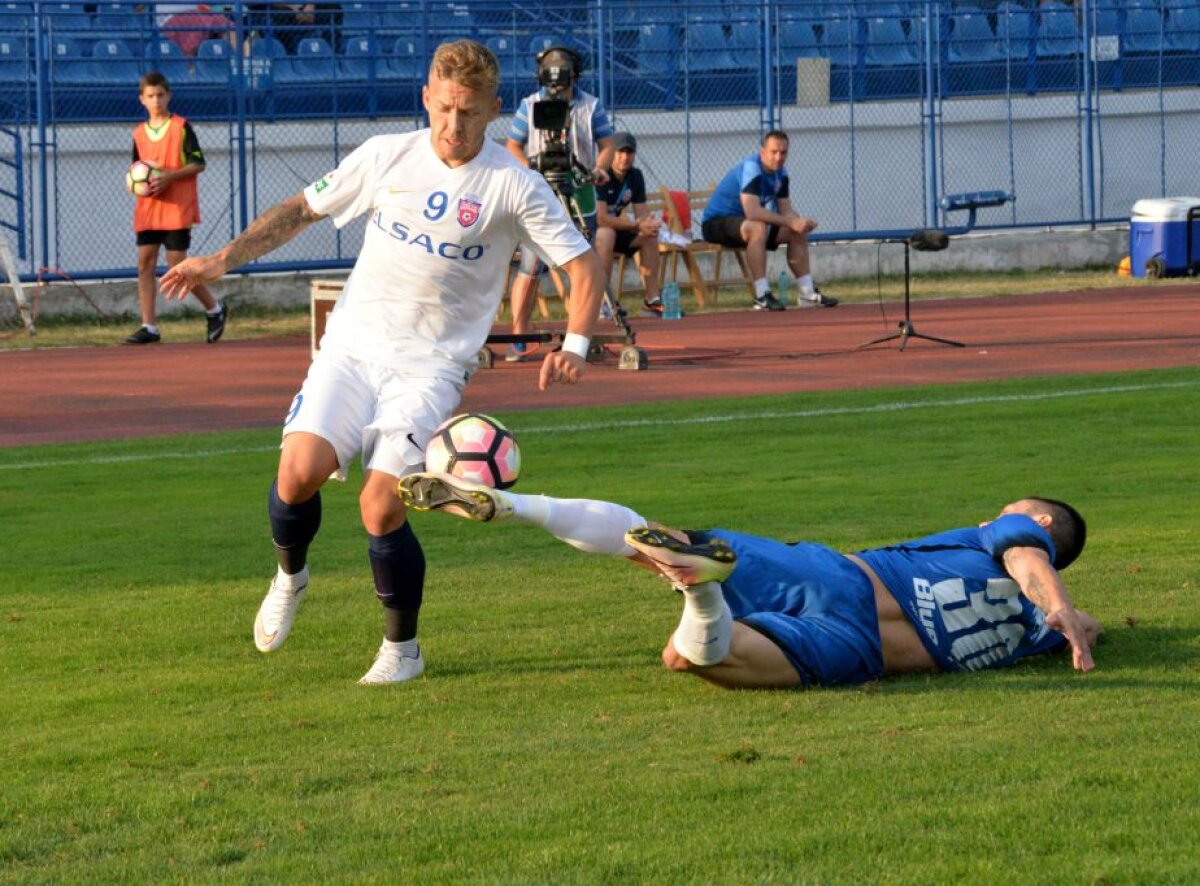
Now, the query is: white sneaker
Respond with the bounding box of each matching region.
[253,566,309,652]
[359,640,426,685]
[398,472,513,522]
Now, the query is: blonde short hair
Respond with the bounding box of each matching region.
[429,39,500,95]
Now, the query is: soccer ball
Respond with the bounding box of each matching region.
[424,413,521,489]
[125,160,162,197]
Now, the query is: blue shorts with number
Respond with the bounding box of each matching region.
[690,530,885,687]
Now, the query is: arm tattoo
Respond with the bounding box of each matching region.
[223,194,325,269]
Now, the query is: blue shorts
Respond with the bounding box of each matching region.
[691,530,885,687]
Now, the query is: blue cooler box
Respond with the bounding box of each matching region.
[1130,197,1200,277]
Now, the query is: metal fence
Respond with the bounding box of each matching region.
[1,0,1197,279]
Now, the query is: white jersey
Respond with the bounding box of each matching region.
[304,131,589,379]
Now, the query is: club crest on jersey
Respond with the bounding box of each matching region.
[457,196,482,228]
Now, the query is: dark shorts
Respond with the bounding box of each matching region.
[613,229,641,257]
[137,228,192,250]
[688,529,885,687]
[700,217,781,251]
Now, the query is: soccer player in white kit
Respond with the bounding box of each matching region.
[160,40,605,684]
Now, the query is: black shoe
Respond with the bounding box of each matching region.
[206,303,228,343]
[753,291,786,312]
[799,287,839,308]
[124,326,161,344]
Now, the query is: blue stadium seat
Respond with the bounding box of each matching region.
[194,38,233,84]
[282,37,337,82]
[1122,8,1164,53]
[89,38,141,85]
[996,2,1036,59]
[948,9,1003,62]
[728,21,761,69]
[144,37,192,83]
[42,2,91,32]
[1037,3,1080,57]
[92,7,149,42]
[1166,4,1200,51]
[779,16,822,59]
[864,16,917,65]
[822,16,858,67]
[340,34,384,81]
[378,4,423,37]
[1093,7,1122,39]
[340,2,379,36]
[484,35,520,81]
[635,23,679,75]
[687,23,739,71]
[389,37,425,80]
[0,33,28,85]
[49,37,95,85]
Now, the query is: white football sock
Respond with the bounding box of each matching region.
[798,274,815,295]
[381,637,419,658]
[754,277,769,297]
[144,324,159,335]
[671,581,733,666]
[508,494,645,556]
[274,564,308,590]
[206,302,224,316]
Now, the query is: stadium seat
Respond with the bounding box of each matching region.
[485,35,520,81]
[389,37,424,80]
[340,34,384,81]
[194,38,233,85]
[144,37,191,83]
[728,21,761,69]
[340,2,379,36]
[996,2,1036,59]
[42,2,91,32]
[89,38,141,85]
[282,37,337,83]
[1123,8,1165,54]
[948,9,1004,62]
[822,16,858,67]
[635,23,679,75]
[779,17,822,59]
[1166,5,1200,51]
[864,16,917,65]
[686,23,739,71]
[1036,3,1080,57]
[49,37,95,86]
[0,34,28,86]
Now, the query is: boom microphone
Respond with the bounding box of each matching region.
[907,229,950,252]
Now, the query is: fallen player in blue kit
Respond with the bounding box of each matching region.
[398,473,1102,689]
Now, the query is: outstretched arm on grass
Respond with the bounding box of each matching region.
[1003,546,1101,671]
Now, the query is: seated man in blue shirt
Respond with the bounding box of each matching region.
[701,130,837,312]
[399,473,1101,689]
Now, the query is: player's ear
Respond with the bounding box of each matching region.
[1032,512,1053,529]
[489,96,501,121]
[421,84,430,111]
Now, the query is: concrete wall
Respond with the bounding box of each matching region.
[2,226,1128,321]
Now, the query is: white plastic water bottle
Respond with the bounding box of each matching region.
[777,271,790,306]
[661,281,682,320]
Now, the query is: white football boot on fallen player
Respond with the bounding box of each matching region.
[397,472,513,522]
[359,640,426,685]
[253,566,309,652]
[624,527,737,587]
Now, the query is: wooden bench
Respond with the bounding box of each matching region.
[612,186,756,307]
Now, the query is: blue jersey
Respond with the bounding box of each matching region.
[856,514,1067,673]
[701,154,789,223]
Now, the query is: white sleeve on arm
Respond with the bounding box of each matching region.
[516,173,591,268]
[303,137,381,228]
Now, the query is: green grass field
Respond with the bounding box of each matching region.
[2,368,1198,882]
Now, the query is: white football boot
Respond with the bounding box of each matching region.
[359,640,426,685]
[253,566,309,652]
[397,472,513,522]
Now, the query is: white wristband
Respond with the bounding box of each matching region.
[562,332,590,360]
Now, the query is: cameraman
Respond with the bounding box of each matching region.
[504,45,615,362]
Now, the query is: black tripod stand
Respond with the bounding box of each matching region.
[859,229,964,352]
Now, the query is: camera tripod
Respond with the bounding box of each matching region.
[858,230,964,353]
[483,162,647,371]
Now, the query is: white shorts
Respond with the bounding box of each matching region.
[282,349,465,481]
